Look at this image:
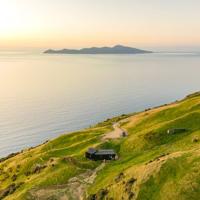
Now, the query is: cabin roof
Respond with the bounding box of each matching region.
[95,149,116,155]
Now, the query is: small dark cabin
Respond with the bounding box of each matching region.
[85,148,117,161]
[167,128,187,135]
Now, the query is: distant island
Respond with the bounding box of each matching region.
[44,45,152,54]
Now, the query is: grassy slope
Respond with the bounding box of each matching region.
[0,92,200,200]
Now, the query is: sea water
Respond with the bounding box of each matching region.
[0,52,200,157]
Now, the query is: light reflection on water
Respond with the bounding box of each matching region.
[0,52,200,157]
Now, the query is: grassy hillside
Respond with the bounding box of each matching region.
[0,92,200,200]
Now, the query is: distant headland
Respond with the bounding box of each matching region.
[44,45,152,54]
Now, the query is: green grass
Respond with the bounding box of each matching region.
[0,92,200,200]
[137,153,200,200]
[0,126,111,200]
[87,93,200,200]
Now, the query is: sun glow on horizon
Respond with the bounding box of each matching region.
[0,0,200,51]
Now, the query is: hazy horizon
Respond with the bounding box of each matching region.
[1,0,200,51]
[1,45,200,53]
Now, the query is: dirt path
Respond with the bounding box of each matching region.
[67,163,105,199]
[30,163,105,200]
[103,122,128,140]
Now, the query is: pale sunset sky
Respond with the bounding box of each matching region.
[0,0,200,51]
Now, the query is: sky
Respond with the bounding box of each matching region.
[0,0,200,51]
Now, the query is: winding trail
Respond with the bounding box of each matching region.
[103,122,128,140]
[30,122,128,199]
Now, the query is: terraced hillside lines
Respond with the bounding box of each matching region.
[0,92,200,200]
[87,93,200,200]
[0,127,111,200]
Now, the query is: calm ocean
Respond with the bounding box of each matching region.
[0,52,200,157]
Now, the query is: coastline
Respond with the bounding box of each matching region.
[0,95,181,161]
[0,91,199,200]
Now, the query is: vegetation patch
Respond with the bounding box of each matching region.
[0,92,200,199]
